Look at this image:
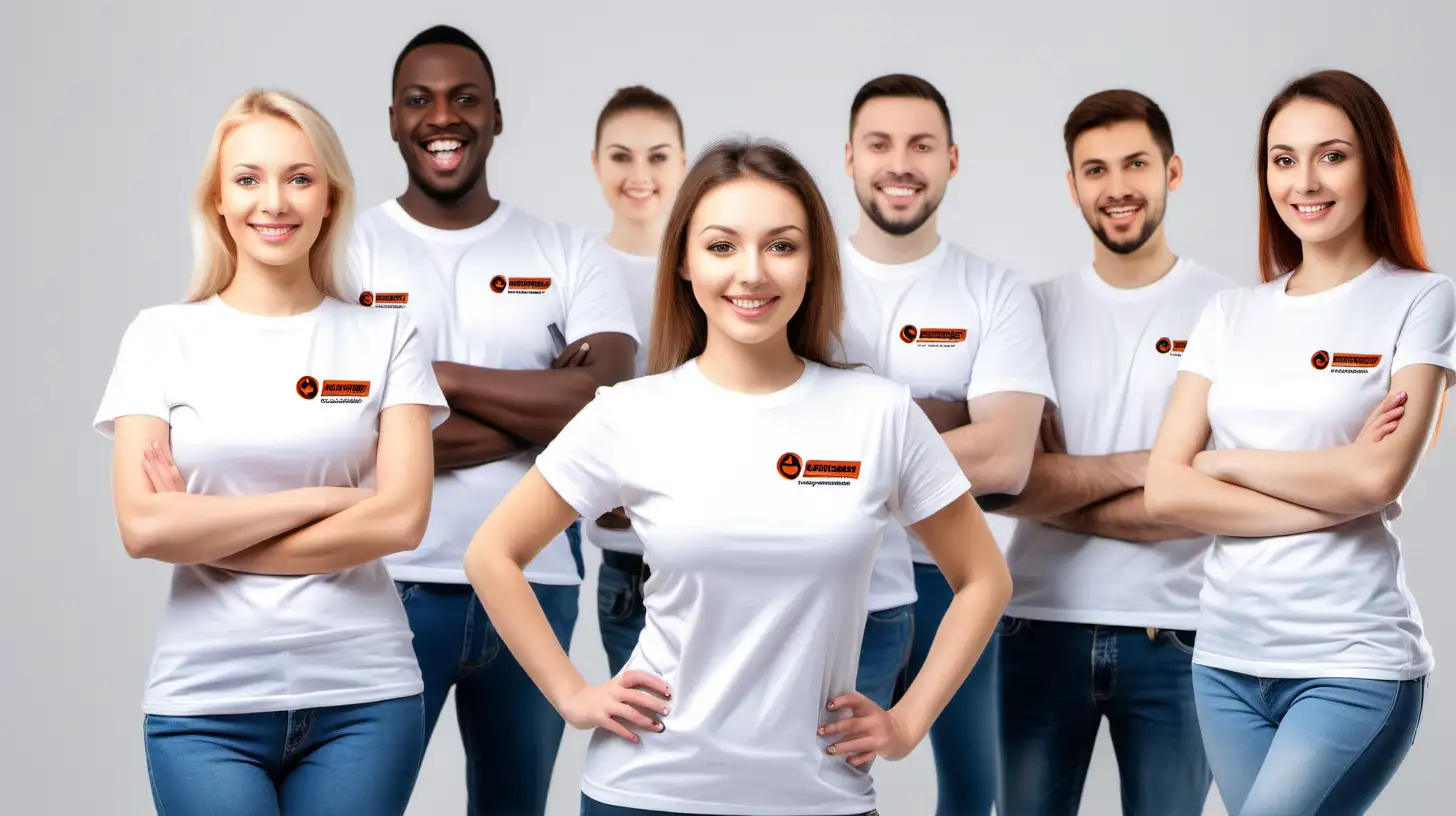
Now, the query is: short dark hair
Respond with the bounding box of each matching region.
[392,25,495,95]
[1063,89,1174,167]
[849,74,953,144]
[595,85,685,148]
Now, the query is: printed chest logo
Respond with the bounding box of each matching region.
[297,375,371,403]
[1311,350,1382,374]
[490,275,553,295]
[777,452,861,487]
[899,324,967,346]
[1155,337,1188,356]
[358,291,409,308]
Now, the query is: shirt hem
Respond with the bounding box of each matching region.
[867,591,918,613]
[966,379,1058,409]
[386,564,582,587]
[580,779,874,816]
[1192,650,1433,682]
[141,681,424,717]
[1003,605,1200,630]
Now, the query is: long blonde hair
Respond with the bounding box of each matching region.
[185,89,355,302]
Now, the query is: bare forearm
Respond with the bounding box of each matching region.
[1003,451,1145,519]
[1048,489,1199,542]
[942,423,1033,496]
[1146,465,1357,538]
[1203,447,1389,516]
[438,363,604,446]
[121,488,356,564]
[434,413,530,470]
[211,493,426,576]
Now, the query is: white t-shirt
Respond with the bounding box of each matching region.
[537,359,970,815]
[1180,259,1455,680]
[344,200,640,585]
[93,295,450,716]
[583,247,658,557]
[840,239,1056,611]
[1005,259,1234,629]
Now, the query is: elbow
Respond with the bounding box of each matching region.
[1142,477,1180,524]
[117,515,161,560]
[982,452,1033,497]
[1356,469,1405,513]
[391,508,431,555]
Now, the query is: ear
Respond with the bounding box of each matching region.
[947,143,960,180]
[493,99,504,136]
[1066,169,1079,206]
[678,261,690,282]
[843,141,854,179]
[325,191,333,219]
[388,105,398,144]
[590,148,600,177]
[1166,154,1184,192]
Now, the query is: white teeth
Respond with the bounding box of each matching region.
[1105,206,1140,216]
[252,225,294,236]
[1297,203,1333,213]
[426,139,462,152]
[625,190,654,199]
[881,186,918,197]
[729,298,771,309]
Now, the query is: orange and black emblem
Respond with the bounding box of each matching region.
[1155,337,1188,355]
[1312,351,1381,371]
[900,325,919,343]
[1311,350,1330,370]
[777,452,803,480]
[490,275,508,294]
[358,291,375,307]
[296,376,319,399]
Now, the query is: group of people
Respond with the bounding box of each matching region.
[93,21,1448,816]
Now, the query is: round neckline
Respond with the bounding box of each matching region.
[207,293,333,326]
[1079,257,1188,302]
[841,237,948,280]
[383,198,511,243]
[678,356,821,408]
[606,245,658,266]
[1272,257,1388,307]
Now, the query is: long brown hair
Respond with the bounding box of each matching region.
[647,137,849,375]
[1256,69,1428,283]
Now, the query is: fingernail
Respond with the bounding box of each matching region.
[827,703,836,711]
[817,727,826,735]
[827,746,836,755]
[582,343,591,351]
[655,722,664,731]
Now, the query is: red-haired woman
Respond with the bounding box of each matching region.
[462,137,1012,816]
[1147,69,1451,814]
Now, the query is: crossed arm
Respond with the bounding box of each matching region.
[1144,366,1446,537]
[430,333,636,471]
[916,392,1044,513]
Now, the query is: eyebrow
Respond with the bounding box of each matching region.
[698,224,806,237]
[1269,138,1354,153]
[1079,150,1150,169]
[399,82,482,95]
[232,163,318,172]
[607,143,673,152]
[861,130,939,143]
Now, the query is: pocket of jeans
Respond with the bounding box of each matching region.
[395,581,419,604]
[997,615,1028,638]
[597,569,639,624]
[1162,629,1198,656]
[867,605,910,625]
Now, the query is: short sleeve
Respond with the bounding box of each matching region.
[968,270,1058,408]
[93,310,176,439]
[337,225,368,298]
[1178,293,1226,382]
[563,235,642,348]
[534,386,623,519]
[888,390,972,527]
[1392,276,1456,387]
[381,312,450,429]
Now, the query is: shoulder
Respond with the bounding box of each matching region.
[1380,264,1453,300]
[816,364,914,411]
[127,300,212,337]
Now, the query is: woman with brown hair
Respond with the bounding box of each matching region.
[462,137,1011,815]
[1147,69,1452,814]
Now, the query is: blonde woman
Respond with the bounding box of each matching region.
[93,89,448,815]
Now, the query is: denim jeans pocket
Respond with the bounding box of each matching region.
[866,604,910,625]
[394,581,419,604]
[597,568,639,624]
[997,615,1029,638]
[1162,628,1198,656]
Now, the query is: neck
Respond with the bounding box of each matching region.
[219,255,324,316]
[397,177,499,230]
[1290,224,1379,293]
[849,210,940,265]
[606,215,666,257]
[1090,227,1178,289]
[695,330,805,395]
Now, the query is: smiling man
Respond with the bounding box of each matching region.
[836,73,1055,816]
[341,24,639,816]
[995,89,1235,816]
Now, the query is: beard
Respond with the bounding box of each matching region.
[1087,195,1166,255]
[405,164,483,203]
[856,179,943,237]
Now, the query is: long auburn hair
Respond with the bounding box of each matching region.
[1256,69,1427,283]
[646,137,850,375]
[185,89,355,302]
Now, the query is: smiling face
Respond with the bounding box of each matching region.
[390,43,500,202]
[594,109,686,227]
[1265,97,1367,247]
[683,177,812,352]
[846,96,958,237]
[215,115,331,273]
[1067,119,1180,255]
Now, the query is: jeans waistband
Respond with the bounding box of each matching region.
[601,549,648,576]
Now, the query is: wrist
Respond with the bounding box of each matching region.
[886,699,932,744]
[546,672,589,713]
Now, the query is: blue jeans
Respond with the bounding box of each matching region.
[997,618,1211,815]
[598,549,649,676]
[580,794,879,815]
[1192,665,1426,815]
[144,694,425,815]
[856,602,913,710]
[903,562,1000,816]
[397,523,582,816]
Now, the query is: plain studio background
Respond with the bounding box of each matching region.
[2,1,1451,813]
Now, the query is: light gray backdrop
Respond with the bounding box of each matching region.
[2,0,1450,813]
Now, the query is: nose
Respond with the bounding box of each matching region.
[887,146,913,176]
[1294,161,1321,196]
[427,95,458,128]
[263,179,287,215]
[737,249,767,289]
[1105,167,1132,200]
[629,157,650,185]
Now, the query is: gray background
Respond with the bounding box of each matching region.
[2,0,1450,813]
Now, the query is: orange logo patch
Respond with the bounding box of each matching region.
[804,460,862,479]
[1156,337,1188,355]
[777,452,861,485]
[489,275,508,294]
[358,291,374,307]
[777,452,803,480]
[900,325,919,344]
[490,276,553,295]
[1313,350,1381,373]
[321,380,372,397]
[296,376,319,399]
[899,325,966,345]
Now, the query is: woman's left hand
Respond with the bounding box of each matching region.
[142,441,186,493]
[818,691,918,768]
